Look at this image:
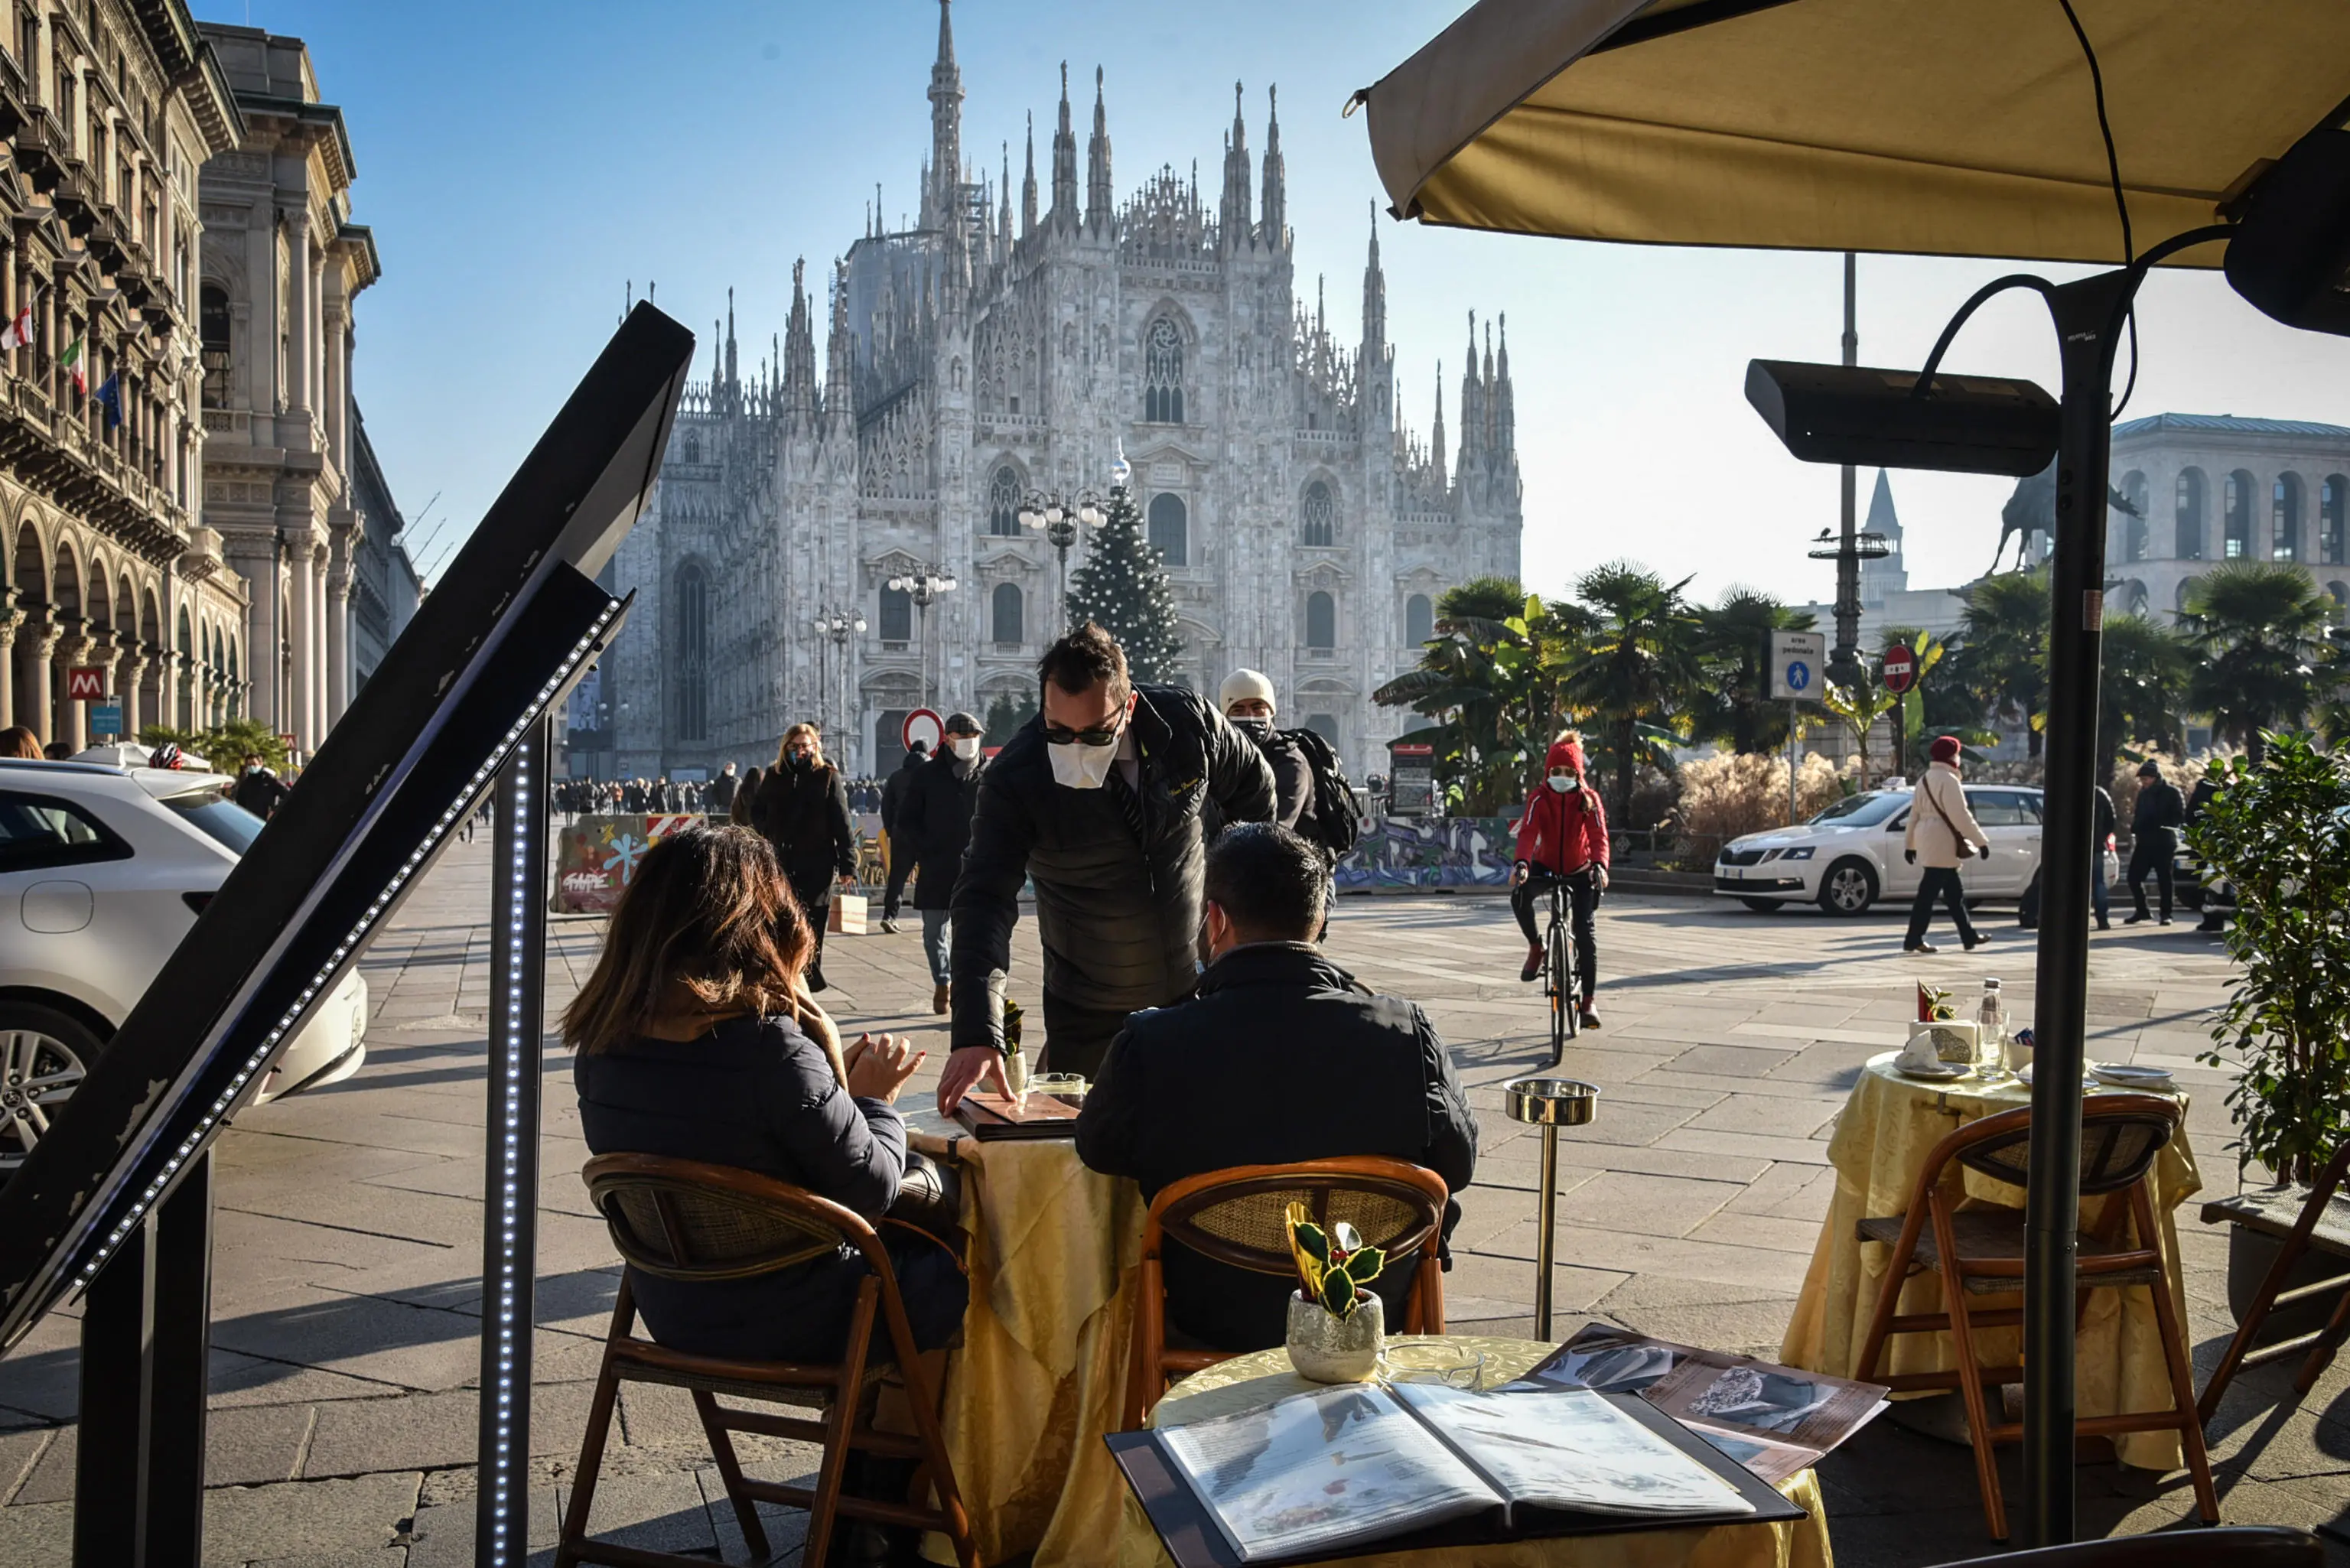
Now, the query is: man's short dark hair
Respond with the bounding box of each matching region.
[1206,822,1326,941]
[1038,621,1131,704]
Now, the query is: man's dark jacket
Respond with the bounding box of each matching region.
[2132,776,2186,852]
[898,750,985,912]
[233,768,288,818]
[708,771,739,812]
[880,750,924,838]
[750,761,858,895]
[1075,942,1478,1351]
[949,684,1275,1052]
[1207,728,1312,839]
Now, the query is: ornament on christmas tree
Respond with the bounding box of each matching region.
[1068,459,1188,685]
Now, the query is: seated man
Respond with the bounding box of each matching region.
[1076,822,1477,1352]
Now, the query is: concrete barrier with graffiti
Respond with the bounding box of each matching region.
[552,814,710,913]
[1336,816,1521,890]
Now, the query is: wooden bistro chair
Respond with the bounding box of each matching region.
[1125,1157,1450,1430]
[1935,1524,2322,1568]
[559,1153,979,1568]
[1852,1097,2218,1541]
[2195,1136,2350,1423]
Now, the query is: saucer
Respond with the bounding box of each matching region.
[1895,1059,1969,1082]
[2090,1062,2175,1091]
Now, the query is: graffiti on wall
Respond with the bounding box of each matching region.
[1336,816,1521,890]
[553,814,704,913]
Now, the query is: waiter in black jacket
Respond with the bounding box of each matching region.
[2126,760,2186,926]
[937,623,1274,1109]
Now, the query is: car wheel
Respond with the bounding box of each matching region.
[1740,897,1785,913]
[0,1004,99,1177]
[1818,858,1878,916]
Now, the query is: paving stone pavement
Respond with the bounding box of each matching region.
[2,832,2345,1564]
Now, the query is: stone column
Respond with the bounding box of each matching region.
[0,608,17,732]
[325,568,350,726]
[283,210,314,418]
[53,631,90,752]
[23,620,58,747]
[227,541,280,730]
[119,652,145,740]
[323,294,348,478]
[289,544,316,751]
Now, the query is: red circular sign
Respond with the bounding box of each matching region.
[1883,644,1917,694]
[902,708,944,754]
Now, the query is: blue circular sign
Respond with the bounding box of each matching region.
[1787,659,1811,691]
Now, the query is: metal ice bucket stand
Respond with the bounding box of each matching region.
[1504,1077,1599,1339]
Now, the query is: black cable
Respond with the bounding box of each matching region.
[2058,0,2142,415]
[1911,275,2060,399]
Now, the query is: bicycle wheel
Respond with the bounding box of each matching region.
[1548,912,1574,1063]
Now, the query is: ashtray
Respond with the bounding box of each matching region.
[1381,1341,1484,1390]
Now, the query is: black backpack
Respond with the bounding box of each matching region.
[1281,727,1362,858]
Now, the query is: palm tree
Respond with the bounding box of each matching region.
[2181,562,2339,763]
[1550,562,1707,824]
[1373,577,1563,813]
[1951,568,2049,757]
[1691,588,1815,754]
[2096,613,2194,768]
[1823,678,1899,791]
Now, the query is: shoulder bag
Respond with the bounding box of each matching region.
[1922,774,1977,860]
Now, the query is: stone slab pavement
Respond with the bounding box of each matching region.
[2,832,2345,1564]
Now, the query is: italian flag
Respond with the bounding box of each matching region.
[59,335,84,395]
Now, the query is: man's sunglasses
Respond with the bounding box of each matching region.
[1043,721,1122,747]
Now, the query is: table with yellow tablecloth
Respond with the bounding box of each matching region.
[1113,1335,1831,1568]
[1778,1054,2199,1470]
[923,1133,1147,1566]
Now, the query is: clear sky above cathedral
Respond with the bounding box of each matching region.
[215,0,2350,605]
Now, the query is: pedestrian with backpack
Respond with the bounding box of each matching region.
[1216,669,1362,864]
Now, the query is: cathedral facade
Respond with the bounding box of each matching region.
[598,2,1521,781]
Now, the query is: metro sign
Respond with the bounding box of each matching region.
[65,667,106,701]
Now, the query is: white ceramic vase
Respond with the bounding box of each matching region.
[1285,1292,1385,1384]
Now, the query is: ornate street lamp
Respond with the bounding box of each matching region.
[884,568,955,711]
[1019,483,1104,636]
[812,607,866,753]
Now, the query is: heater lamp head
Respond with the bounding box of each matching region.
[2226,129,2350,337]
[1746,359,2059,477]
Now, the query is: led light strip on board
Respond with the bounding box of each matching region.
[486,729,535,1560]
[70,600,623,1295]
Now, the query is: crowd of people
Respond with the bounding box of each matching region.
[555,769,894,819]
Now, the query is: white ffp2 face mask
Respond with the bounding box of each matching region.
[949,735,981,761]
[1048,739,1118,789]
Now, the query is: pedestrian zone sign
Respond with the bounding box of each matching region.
[1769,631,1825,702]
[90,704,122,740]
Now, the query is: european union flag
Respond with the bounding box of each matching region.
[93,373,122,431]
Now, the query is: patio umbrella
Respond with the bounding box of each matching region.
[1358,0,2350,1546]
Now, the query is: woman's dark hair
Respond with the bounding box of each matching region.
[0,725,40,760]
[1205,821,1326,940]
[1038,620,1130,704]
[561,824,813,1056]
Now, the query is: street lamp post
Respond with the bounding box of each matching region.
[885,569,955,712]
[1018,484,1104,635]
[814,607,865,760]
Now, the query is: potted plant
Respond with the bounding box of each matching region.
[2188,733,2350,1333]
[1283,1202,1388,1382]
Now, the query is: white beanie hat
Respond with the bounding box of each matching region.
[1219,668,1277,716]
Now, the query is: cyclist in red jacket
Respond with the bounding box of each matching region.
[1511,733,1610,1029]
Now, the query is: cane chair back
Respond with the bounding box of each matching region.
[1125,1157,1450,1431]
[1850,1095,2213,1540]
[1935,1525,2321,1568]
[558,1154,978,1568]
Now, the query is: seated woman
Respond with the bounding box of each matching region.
[565,823,965,1363]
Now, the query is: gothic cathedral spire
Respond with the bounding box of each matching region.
[1259,85,1286,249]
[1022,112,1039,237]
[1085,66,1113,232]
[1361,201,1385,356]
[927,0,963,235]
[1459,311,1485,472]
[783,259,818,425]
[1431,366,1448,493]
[824,258,855,432]
[1494,313,1514,455]
[1219,82,1251,251]
[1051,63,1079,226]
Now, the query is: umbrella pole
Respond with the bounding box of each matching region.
[2020,267,2132,1547]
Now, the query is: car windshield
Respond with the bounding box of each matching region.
[1808,792,1909,828]
[164,793,265,855]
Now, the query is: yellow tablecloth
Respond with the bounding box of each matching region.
[924,1135,1147,1566]
[1778,1055,2199,1470]
[1115,1335,1833,1568]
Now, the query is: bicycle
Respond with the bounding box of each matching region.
[1524,869,1583,1067]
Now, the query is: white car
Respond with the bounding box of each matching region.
[1714,784,2120,916]
[0,759,367,1173]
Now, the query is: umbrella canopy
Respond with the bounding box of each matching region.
[1362,0,2350,266]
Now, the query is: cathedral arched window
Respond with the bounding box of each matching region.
[2274,473,2305,561]
[675,563,711,743]
[992,582,1024,645]
[682,430,701,464]
[879,585,912,645]
[2225,470,2255,558]
[1301,480,1335,547]
[1147,493,1187,567]
[988,466,1020,537]
[1306,591,1336,652]
[2323,476,2347,565]
[1144,317,1184,424]
[1405,594,1434,646]
[2175,468,2205,560]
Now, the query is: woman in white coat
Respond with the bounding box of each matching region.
[1902,735,1992,953]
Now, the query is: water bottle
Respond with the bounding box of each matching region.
[1976,978,2008,1077]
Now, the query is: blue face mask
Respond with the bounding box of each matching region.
[1547,773,1580,793]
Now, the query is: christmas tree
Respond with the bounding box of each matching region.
[1067,483,1188,684]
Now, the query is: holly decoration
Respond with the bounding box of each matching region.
[1285,1200,1387,1318]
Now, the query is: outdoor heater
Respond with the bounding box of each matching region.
[0,302,695,1567]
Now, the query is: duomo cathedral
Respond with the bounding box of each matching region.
[595,1,1522,779]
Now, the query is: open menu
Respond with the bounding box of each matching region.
[951,1089,1080,1140]
[1152,1381,1756,1564]
[1512,1326,1889,1485]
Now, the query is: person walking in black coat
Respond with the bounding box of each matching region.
[897,712,987,1016]
[878,741,929,933]
[1076,823,1478,1351]
[937,623,1276,1108]
[2126,759,2186,925]
[708,762,740,815]
[751,723,859,989]
[232,753,289,819]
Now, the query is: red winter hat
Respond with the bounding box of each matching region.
[1546,734,1587,774]
[1928,735,1961,764]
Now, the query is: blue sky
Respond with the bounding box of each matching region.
[211,0,2350,606]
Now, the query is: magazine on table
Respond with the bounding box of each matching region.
[1151,1379,1755,1564]
[1512,1324,1889,1485]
